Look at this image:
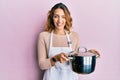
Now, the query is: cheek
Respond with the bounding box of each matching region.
[63,19,66,24]
[53,21,56,26]
[63,18,66,22]
[53,18,57,23]
[53,19,57,26]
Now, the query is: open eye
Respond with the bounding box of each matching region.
[62,15,66,19]
[53,15,59,18]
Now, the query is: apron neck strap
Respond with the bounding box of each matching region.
[65,31,72,49]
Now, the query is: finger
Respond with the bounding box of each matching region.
[89,49,100,57]
[60,58,67,63]
[61,52,68,57]
[92,49,100,54]
[89,49,96,53]
[62,55,69,61]
[61,53,69,60]
[59,55,69,63]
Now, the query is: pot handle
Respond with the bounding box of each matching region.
[67,51,75,60]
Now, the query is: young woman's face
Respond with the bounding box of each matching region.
[53,8,66,31]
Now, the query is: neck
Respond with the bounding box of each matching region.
[54,29,65,35]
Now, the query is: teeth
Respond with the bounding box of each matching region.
[57,23,62,26]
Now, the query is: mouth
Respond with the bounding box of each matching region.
[56,22,64,27]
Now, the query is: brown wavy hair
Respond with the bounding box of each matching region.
[45,3,72,33]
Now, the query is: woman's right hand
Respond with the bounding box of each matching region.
[54,52,68,63]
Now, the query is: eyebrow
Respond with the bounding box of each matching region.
[53,13,65,16]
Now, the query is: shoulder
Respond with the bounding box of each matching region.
[70,31,80,37]
[70,31,80,42]
[39,31,50,36]
[38,31,50,39]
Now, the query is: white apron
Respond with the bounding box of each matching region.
[43,31,78,80]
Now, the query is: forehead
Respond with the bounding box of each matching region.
[54,8,65,15]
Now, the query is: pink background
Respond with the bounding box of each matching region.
[0,0,120,80]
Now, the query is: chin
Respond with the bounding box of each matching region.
[55,26,64,29]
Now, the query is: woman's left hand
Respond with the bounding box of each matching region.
[88,49,100,58]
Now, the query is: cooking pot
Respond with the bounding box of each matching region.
[68,47,100,74]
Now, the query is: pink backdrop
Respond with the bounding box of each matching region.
[0,0,120,80]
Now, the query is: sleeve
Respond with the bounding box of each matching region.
[38,33,51,70]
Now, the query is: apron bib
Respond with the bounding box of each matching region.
[43,31,78,80]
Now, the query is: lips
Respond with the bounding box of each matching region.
[56,22,63,26]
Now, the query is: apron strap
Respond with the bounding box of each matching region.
[65,31,72,50]
[50,31,53,48]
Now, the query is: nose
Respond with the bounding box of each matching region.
[58,17,62,22]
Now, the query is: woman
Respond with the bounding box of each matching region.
[38,3,99,80]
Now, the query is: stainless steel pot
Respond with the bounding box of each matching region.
[68,47,100,74]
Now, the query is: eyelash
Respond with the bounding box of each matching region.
[53,15,58,18]
[53,15,65,19]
